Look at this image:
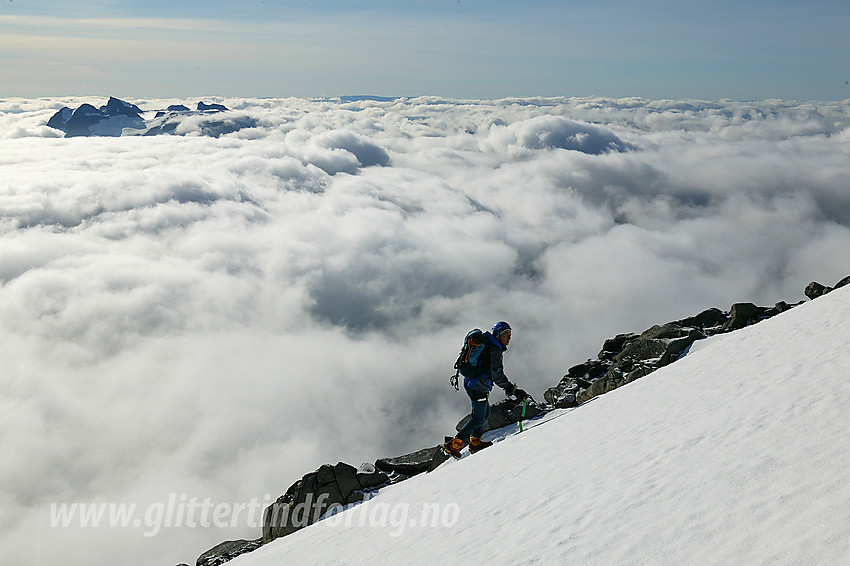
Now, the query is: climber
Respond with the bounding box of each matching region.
[444,321,529,458]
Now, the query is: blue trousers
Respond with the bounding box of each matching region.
[457,396,491,441]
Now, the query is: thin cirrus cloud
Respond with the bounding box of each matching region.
[5,2,850,100]
[1,95,850,566]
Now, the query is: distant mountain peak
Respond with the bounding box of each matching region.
[45,97,233,138]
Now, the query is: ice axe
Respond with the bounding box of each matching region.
[518,398,528,433]
[516,392,536,433]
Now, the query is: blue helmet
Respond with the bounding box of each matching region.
[492,321,511,338]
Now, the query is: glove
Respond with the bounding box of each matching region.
[512,387,529,401]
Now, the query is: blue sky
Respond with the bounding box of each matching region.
[1,0,848,100]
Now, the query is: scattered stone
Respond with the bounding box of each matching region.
[375,445,444,476]
[807,275,850,299]
[196,539,262,566]
[805,282,832,299]
[722,303,770,331]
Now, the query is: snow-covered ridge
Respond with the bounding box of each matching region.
[188,276,850,566]
[222,282,850,566]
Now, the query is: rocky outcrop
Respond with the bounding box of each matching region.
[805,275,850,300]
[261,461,389,544]
[544,301,800,408]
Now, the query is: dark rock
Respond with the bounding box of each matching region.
[544,377,586,408]
[425,443,453,472]
[578,368,626,403]
[506,399,543,422]
[614,337,668,365]
[262,498,285,543]
[316,463,336,487]
[805,282,832,299]
[765,301,803,317]
[196,539,262,566]
[346,491,366,504]
[639,323,691,341]
[609,324,704,370]
[563,298,799,406]
[292,472,319,510]
[315,481,345,511]
[332,462,361,501]
[625,365,652,384]
[568,359,613,377]
[355,462,389,489]
[805,276,849,299]
[375,445,444,476]
[675,308,728,330]
[262,471,324,542]
[834,275,850,289]
[658,327,706,366]
[722,303,769,331]
[598,333,638,359]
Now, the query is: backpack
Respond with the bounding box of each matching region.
[450,329,487,390]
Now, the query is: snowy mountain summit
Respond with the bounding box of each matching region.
[46,97,146,137]
[186,276,850,566]
[45,97,241,137]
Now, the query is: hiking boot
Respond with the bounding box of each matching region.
[443,437,466,459]
[469,437,493,454]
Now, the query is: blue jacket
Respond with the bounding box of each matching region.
[462,331,515,399]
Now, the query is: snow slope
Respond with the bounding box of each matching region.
[233,287,850,566]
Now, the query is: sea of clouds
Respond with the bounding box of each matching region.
[2,95,850,565]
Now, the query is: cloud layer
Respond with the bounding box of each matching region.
[2,95,850,565]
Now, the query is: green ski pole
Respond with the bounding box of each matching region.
[518,398,527,432]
